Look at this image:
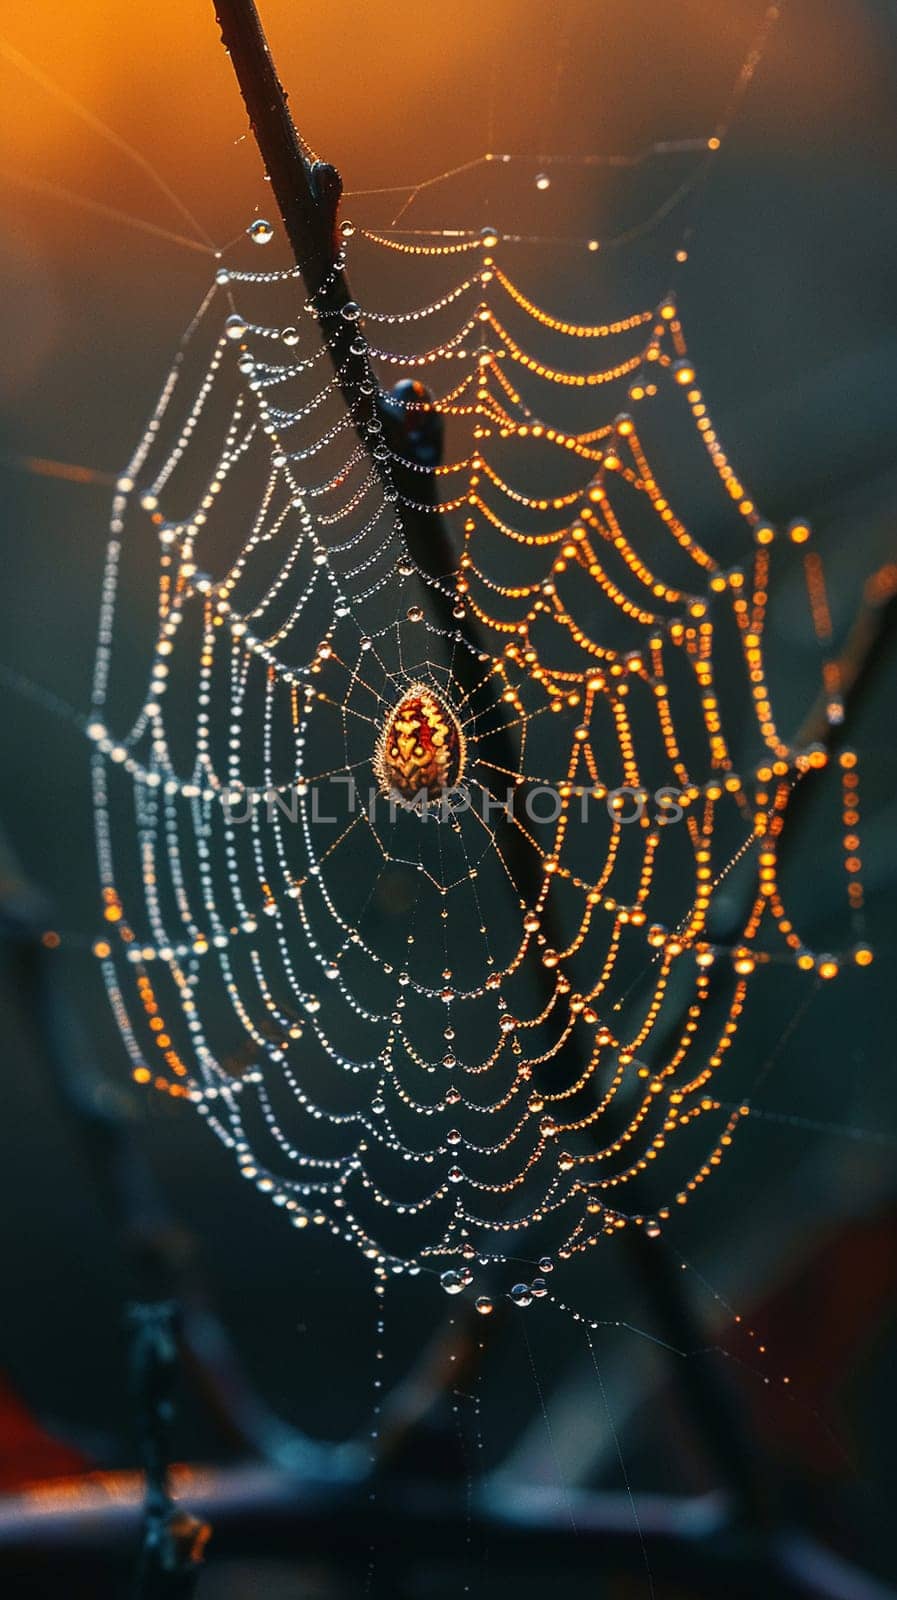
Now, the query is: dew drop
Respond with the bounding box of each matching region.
[225,313,247,341]
[248,218,274,245]
[407,605,424,623]
[281,326,300,347]
[339,219,356,239]
[535,172,551,191]
[510,1283,533,1308]
[531,1277,548,1298]
[475,1295,494,1316]
[441,1269,464,1295]
[341,301,361,322]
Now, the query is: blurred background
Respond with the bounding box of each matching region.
[0,1,896,1595]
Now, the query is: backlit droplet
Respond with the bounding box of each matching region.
[339,219,356,239]
[441,1269,464,1295]
[225,314,247,341]
[406,605,424,623]
[475,1295,494,1316]
[510,1283,533,1307]
[341,301,361,321]
[281,326,300,347]
[247,218,274,245]
[535,172,551,191]
[531,1277,548,1298]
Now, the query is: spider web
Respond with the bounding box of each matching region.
[86,18,871,1323]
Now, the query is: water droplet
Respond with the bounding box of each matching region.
[447,1165,464,1184]
[341,301,361,321]
[215,267,230,285]
[530,1277,548,1298]
[480,226,499,248]
[281,326,300,347]
[225,313,247,341]
[535,172,551,191]
[339,219,356,239]
[510,1283,533,1307]
[248,218,274,245]
[441,1269,464,1295]
[475,1295,494,1316]
[406,605,424,623]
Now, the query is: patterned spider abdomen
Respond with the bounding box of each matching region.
[374,683,466,805]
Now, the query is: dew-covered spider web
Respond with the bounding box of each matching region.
[87,1,873,1325]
